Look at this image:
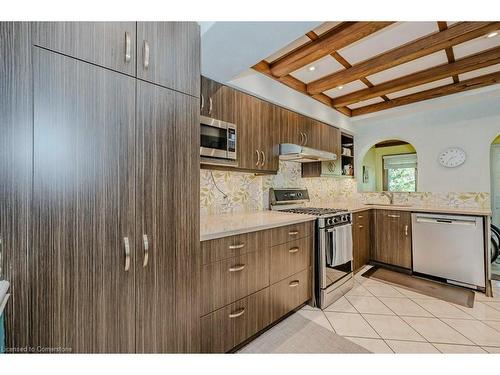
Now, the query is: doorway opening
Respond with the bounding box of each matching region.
[490,135,500,279]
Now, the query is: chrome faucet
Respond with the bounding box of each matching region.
[381,191,394,205]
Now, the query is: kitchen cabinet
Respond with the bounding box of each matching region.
[0,22,32,350]
[137,22,200,97]
[32,47,137,352]
[352,210,372,272]
[200,75,237,123]
[7,21,200,353]
[278,106,301,145]
[372,209,412,269]
[135,81,200,353]
[200,222,314,352]
[33,22,137,76]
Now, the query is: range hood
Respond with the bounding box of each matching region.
[279,143,337,163]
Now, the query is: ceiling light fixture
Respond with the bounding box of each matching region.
[337,85,344,90]
[308,66,316,71]
[487,31,498,38]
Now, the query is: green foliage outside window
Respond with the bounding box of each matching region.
[387,168,416,192]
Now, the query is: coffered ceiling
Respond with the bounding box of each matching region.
[253,22,500,117]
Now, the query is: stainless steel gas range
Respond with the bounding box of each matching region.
[269,188,354,309]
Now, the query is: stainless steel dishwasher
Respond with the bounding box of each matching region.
[411,213,485,289]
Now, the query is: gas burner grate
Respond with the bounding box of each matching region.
[280,207,347,216]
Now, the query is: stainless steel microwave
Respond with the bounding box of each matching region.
[200,115,237,162]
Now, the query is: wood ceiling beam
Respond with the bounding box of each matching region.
[252,60,352,116]
[269,21,394,78]
[350,70,500,116]
[307,22,500,95]
[331,45,500,107]
[437,21,459,83]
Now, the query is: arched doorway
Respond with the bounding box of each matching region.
[490,135,500,279]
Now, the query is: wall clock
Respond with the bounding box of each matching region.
[438,147,467,168]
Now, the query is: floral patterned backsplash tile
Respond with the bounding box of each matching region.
[200,161,490,216]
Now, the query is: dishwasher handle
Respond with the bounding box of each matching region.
[415,215,477,226]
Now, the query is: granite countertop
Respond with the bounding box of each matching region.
[200,210,316,241]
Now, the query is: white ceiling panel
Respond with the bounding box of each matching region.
[447,21,459,27]
[366,51,448,85]
[347,96,385,109]
[459,62,500,81]
[453,34,500,59]
[264,35,310,63]
[323,80,367,98]
[290,55,345,83]
[386,77,454,99]
[337,22,439,65]
[312,22,341,37]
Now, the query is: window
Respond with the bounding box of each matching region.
[382,153,417,192]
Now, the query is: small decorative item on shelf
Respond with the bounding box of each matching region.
[343,164,354,176]
[342,147,352,156]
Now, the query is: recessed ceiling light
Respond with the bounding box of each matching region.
[487,31,498,38]
[337,85,344,90]
[308,66,316,71]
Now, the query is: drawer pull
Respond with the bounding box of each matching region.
[228,243,245,250]
[229,264,246,272]
[405,224,408,236]
[289,280,300,287]
[288,230,299,236]
[358,215,363,218]
[387,214,400,218]
[358,225,364,229]
[289,247,299,253]
[228,307,245,319]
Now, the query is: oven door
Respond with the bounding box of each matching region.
[319,223,353,290]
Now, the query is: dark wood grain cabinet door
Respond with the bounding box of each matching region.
[353,210,371,272]
[236,93,261,170]
[259,100,279,172]
[278,107,301,145]
[135,81,200,353]
[32,48,136,353]
[33,22,136,76]
[372,210,412,269]
[201,76,237,123]
[137,22,200,97]
[0,22,32,350]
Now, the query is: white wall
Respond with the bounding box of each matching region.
[353,89,500,193]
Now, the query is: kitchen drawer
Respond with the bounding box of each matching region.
[270,221,313,246]
[353,210,370,227]
[270,236,312,284]
[270,269,311,322]
[201,247,270,315]
[201,287,271,353]
[201,229,272,265]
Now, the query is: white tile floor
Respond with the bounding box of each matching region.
[297,266,500,353]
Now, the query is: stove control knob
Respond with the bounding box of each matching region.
[327,218,333,225]
[297,192,302,197]
[332,217,338,224]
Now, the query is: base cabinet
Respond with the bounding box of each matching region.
[352,210,371,272]
[200,222,314,353]
[372,209,412,269]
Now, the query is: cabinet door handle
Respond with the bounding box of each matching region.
[142,234,149,268]
[200,94,204,111]
[0,236,3,279]
[405,225,408,236]
[358,225,364,229]
[289,280,300,287]
[358,215,363,218]
[208,97,213,115]
[228,307,245,319]
[387,214,400,218]
[255,149,261,166]
[125,31,131,62]
[229,264,246,272]
[289,247,299,253]
[300,132,305,145]
[288,230,299,236]
[260,151,265,167]
[123,237,131,272]
[228,243,245,250]
[143,40,150,69]
[304,133,308,146]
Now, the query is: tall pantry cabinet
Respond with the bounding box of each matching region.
[0,22,200,353]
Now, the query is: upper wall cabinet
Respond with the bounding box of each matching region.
[137,22,200,97]
[200,76,237,123]
[33,22,137,76]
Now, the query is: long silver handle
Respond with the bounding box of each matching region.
[143,40,150,69]
[404,225,408,236]
[124,237,130,272]
[208,97,213,115]
[289,280,300,287]
[289,247,299,253]
[142,234,149,267]
[229,264,246,272]
[0,236,3,279]
[416,216,476,226]
[228,243,245,250]
[300,132,305,145]
[387,214,400,218]
[125,32,131,62]
[304,132,308,146]
[260,151,265,167]
[289,230,299,236]
[255,149,261,167]
[200,94,204,111]
[228,307,245,318]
